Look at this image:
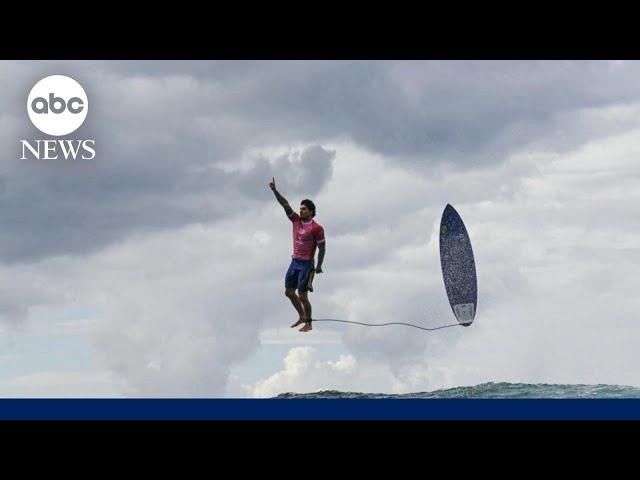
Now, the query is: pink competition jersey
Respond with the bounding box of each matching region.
[288,212,325,261]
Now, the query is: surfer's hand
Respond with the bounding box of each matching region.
[269,177,276,191]
[315,266,323,274]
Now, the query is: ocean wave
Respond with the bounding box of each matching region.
[275,382,640,399]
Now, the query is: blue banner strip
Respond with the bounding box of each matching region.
[1,399,640,420]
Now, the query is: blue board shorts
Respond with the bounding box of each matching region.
[285,257,315,292]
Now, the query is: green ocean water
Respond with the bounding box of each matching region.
[275,382,640,399]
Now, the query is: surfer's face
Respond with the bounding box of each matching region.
[299,204,311,220]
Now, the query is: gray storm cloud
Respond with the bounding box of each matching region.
[1,60,637,263]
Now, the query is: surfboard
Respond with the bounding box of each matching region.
[439,204,477,326]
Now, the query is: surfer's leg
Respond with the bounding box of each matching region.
[298,291,312,319]
[298,291,313,332]
[285,261,306,327]
[285,288,306,327]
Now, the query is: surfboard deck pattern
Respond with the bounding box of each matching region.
[439,204,477,326]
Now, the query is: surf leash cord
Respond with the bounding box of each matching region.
[310,318,463,331]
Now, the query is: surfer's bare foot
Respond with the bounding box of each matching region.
[291,318,306,328]
[299,323,312,333]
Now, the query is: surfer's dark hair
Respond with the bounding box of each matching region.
[301,199,316,217]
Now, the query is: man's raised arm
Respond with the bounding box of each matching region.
[269,177,294,217]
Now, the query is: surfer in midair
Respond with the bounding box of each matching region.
[269,177,325,332]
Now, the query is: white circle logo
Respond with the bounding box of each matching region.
[27,75,88,136]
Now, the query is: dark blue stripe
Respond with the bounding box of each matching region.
[1,399,640,420]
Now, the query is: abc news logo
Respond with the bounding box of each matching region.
[20,75,96,160]
[32,93,85,114]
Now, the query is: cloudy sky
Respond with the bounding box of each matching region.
[0,60,639,397]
